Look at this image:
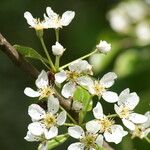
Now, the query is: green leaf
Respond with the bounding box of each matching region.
[41,134,69,150]
[73,86,92,123]
[14,44,48,63]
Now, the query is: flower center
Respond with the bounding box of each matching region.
[99,117,114,132]
[67,71,80,81]
[93,81,105,95]
[39,86,54,99]
[43,113,56,128]
[131,125,143,138]
[35,18,44,30]
[119,107,130,119]
[81,133,97,148]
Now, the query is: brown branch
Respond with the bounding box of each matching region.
[0,33,114,150]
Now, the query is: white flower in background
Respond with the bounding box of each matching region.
[24,12,48,30]
[25,96,66,141]
[52,42,66,56]
[87,102,127,144]
[77,72,118,103]
[135,22,150,45]
[68,125,103,150]
[44,7,75,29]
[55,60,93,98]
[96,40,111,54]
[107,9,130,33]
[131,111,150,139]
[24,70,54,99]
[114,88,147,131]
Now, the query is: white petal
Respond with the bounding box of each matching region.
[114,104,121,115]
[144,128,150,137]
[104,125,127,144]
[24,87,40,97]
[100,72,117,88]
[68,126,85,139]
[35,70,49,89]
[76,76,94,87]
[38,143,48,150]
[102,91,118,103]
[28,122,44,136]
[46,7,58,20]
[24,131,40,142]
[48,96,59,114]
[129,113,148,124]
[118,90,139,110]
[93,102,104,119]
[118,88,130,105]
[44,126,58,139]
[60,11,75,26]
[122,118,135,130]
[55,71,67,83]
[95,134,103,147]
[28,104,45,121]
[57,111,67,125]
[68,142,85,150]
[86,120,100,134]
[142,111,150,128]
[61,81,76,98]
[24,11,35,27]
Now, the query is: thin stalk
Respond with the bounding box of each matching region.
[55,29,59,42]
[145,137,150,144]
[60,49,97,70]
[39,37,56,72]
[60,105,77,124]
[55,56,60,71]
[64,123,76,127]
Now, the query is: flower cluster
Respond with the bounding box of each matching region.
[23,6,150,150]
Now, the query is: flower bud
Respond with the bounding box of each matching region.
[96,40,111,54]
[52,42,65,56]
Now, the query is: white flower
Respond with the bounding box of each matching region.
[77,72,118,103]
[52,42,66,56]
[25,96,66,141]
[96,40,111,54]
[24,70,54,99]
[114,88,148,131]
[68,125,103,150]
[55,60,93,98]
[89,102,127,144]
[131,111,150,139]
[24,11,48,30]
[44,7,75,29]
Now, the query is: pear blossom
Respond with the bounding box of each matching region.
[44,7,75,29]
[52,42,66,56]
[68,125,103,150]
[55,60,93,98]
[25,96,66,141]
[96,40,111,54]
[131,111,150,139]
[87,102,127,144]
[24,70,54,99]
[114,88,148,131]
[24,12,48,30]
[77,72,118,103]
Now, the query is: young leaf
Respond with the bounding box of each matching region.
[14,44,48,63]
[46,134,69,150]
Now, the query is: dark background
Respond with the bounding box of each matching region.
[0,0,149,150]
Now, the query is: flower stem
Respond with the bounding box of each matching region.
[39,37,56,72]
[145,137,150,144]
[64,123,76,127]
[60,49,97,70]
[55,56,60,71]
[107,114,118,118]
[55,29,59,42]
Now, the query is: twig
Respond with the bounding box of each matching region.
[0,33,39,79]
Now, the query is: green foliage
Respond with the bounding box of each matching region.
[14,45,48,63]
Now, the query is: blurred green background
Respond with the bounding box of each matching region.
[0,0,149,150]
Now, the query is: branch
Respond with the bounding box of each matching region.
[0,33,114,150]
[0,33,39,79]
